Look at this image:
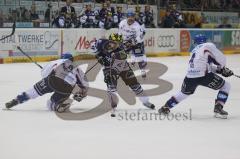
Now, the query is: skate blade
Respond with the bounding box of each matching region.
[158,111,170,116]
[2,106,11,110]
[143,104,155,110]
[214,113,228,119]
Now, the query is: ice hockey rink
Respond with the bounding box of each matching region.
[0,55,239,159]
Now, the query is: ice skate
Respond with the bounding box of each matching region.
[110,112,116,117]
[110,107,117,117]
[143,102,155,109]
[158,105,170,115]
[111,106,117,118]
[214,103,228,119]
[55,99,73,113]
[5,99,19,109]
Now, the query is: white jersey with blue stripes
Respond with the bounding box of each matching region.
[186,42,226,78]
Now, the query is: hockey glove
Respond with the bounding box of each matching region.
[123,41,133,50]
[96,56,111,66]
[218,67,234,77]
[103,69,119,85]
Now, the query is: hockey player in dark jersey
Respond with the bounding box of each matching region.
[91,33,155,117]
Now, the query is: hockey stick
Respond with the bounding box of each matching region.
[17,46,43,69]
[85,61,99,74]
[17,45,99,73]
[0,21,16,41]
[234,74,240,78]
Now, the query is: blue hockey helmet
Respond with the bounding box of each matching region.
[194,34,207,45]
[126,9,135,17]
[61,52,73,61]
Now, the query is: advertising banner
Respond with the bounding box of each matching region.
[1,28,240,63]
[62,28,180,56]
[144,29,180,54]
[0,29,60,58]
[62,28,108,55]
[180,29,240,53]
[181,11,202,25]
[222,30,240,51]
[202,12,239,24]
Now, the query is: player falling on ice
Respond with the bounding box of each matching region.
[91,33,155,117]
[118,9,147,79]
[158,34,233,119]
[5,53,89,112]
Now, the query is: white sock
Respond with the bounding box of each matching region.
[25,87,40,99]
[174,91,189,103]
[138,96,149,104]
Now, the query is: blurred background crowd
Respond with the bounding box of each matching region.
[0,0,239,28]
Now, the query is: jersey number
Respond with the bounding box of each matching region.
[189,52,196,68]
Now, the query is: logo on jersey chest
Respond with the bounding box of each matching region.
[122,26,136,34]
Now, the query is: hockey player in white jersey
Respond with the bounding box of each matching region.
[158,34,234,119]
[118,9,147,78]
[5,53,89,112]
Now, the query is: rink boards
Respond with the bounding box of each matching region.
[0,28,240,63]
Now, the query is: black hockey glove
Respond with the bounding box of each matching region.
[217,67,234,77]
[96,56,110,66]
[123,38,137,50]
[103,69,119,85]
[123,40,133,49]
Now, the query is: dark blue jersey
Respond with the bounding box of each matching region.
[95,39,128,67]
[85,10,96,23]
[144,11,154,27]
[135,12,145,25]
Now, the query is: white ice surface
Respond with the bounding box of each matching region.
[0,55,240,159]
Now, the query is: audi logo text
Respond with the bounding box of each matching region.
[157,35,175,47]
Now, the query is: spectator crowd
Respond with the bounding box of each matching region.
[0,0,239,28]
[161,0,240,10]
[51,0,155,29]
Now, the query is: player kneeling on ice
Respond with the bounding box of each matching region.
[91,33,155,117]
[158,34,234,119]
[5,53,89,113]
